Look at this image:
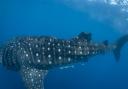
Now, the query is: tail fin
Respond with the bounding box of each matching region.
[113,35,128,61]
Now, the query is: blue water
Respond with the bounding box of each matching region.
[0,0,128,89]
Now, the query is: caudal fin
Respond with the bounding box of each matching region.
[113,35,128,61]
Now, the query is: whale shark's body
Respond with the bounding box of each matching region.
[0,32,127,89]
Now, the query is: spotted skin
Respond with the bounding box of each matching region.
[21,66,47,89]
[0,32,109,89]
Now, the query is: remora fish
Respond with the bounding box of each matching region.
[0,32,127,89]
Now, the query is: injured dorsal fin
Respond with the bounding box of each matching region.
[76,32,92,42]
[20,66,48,89]
[103,40,109,46]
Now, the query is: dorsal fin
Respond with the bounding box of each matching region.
[76,32,92,42]
[103,40,109,46]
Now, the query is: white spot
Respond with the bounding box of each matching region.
[39,74,41,77]
[80,51,83,54]
[28,43,31,46]
[49,61,52,64]
[48,48,50,51]
[50,38,52,42]
[26,67,29,70]
[76,36,79,39]
[79,46,82,49]
[28,61,31,64]
[58,49,61,52]
[53,44,55,46]
[68,50,71,54]
[48,54,51,58]
[24,51,26,53]
[87,51,89,54]
[42,47,45,50]
[59,56,62,60]
[58,43,60,46]
[18,43,20,45]
[37,59,41,63]
[48,42,51,45]
[26,54,28,57]
[36,53,39,56]
[74,50,77,54]
[31,79,34,82]
[68,58,71,62]
[36,45,38,48]
[68,45,71,48]
[30,73,32,76]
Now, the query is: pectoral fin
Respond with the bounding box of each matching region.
[20,66,48,89]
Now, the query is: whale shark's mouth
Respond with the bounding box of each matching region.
[57,0,128,33]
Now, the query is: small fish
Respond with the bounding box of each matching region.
[0,32,127,89]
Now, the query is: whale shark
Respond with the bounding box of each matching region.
[0,32,127,89]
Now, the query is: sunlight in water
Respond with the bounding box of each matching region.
[58,0,128,33]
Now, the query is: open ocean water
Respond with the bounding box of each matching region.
[0,0,128,89]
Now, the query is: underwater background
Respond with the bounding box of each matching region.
[0,0,128,89]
